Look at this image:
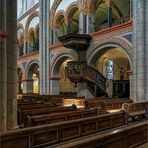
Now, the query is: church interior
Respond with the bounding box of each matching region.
[0,0,148,147]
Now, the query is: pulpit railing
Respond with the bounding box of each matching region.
[66,61,106,93]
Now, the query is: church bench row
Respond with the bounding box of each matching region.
[17,97,133,126]
[122,101,148,124]
[18,102,57,110]
[63,98,132,110]
[18,105,77,126]
[25,101,148,127]
[1,111,125,148]
[18,99,134,127]
[17,93,76,102]
[52,121,148,148]
[25,108,98,127]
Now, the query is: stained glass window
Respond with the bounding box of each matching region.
[106,60,114,80]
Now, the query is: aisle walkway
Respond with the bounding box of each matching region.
[137,142,148,148]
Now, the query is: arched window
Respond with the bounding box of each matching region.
[106,60,114,80]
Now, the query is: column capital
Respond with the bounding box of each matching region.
[78,0,95,15]
[105,0,113,7]
[79,8,95,15]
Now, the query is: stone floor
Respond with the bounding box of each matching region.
[137,142,148,148]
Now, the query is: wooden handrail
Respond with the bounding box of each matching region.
[66,61,106,93]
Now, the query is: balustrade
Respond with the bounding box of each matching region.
[95,16,130,32]
[66,61,106,93]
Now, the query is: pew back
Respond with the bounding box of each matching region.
[1,112,125,148]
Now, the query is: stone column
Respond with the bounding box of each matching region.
[17,81,22,94]
[0,0,18,133]
[39,0,50,94]
[79,11,87,34]
[50,78,60,95]
[0,0,7,133]
[77,82,94,98]
[78,0,86,34]
[132,0,148,102]
[86,12,95,34]
[105,0,113,27]
[78,0,95,34]
[67,19,73,34]
[22,79,34,93]
[50,29,55,45]
[145,0,148,100]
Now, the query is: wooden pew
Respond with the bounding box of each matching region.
[63,98,132,114]
[24,99,132,127]
[18,103,56,110]
[18,105,77,126]
[0,111,125,148]
[25,108,98,127]
[122,101,148,124]
[52,121,148,148]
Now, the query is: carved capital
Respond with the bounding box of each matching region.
[105,0,113,7]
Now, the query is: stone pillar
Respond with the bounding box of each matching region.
[50,78,60,95]
[130,0,133,18]
[67,18,73,34]
[78,0,86,34]
[17,81,22,94]
[78,0,95,34]
[132,0,148,102]
[39,0,50,94]
[106,80,113,98]
[0,0,18,133]
[79,12,87,34]
[22,79,34,93]
[145,0,148,100]
[77,82,94,98]
[105,0,113,27]
[24,41,28,54]
[86,12,95,34]
[50,29,55,45]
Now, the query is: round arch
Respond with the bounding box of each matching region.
[51,53,76,77]
[53,10,65,26]
[87,38,133,69]
[25,11,39,40]
[66,2,79,34]
[66,2,78,18]
[25,59,39,79]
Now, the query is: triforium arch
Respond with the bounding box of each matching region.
[50,0,63,24]
[53,10,66,36]
[50,53,77,95]
[87,39,133,98]
[25,11,39,42]
[87,0,130,30]
[88,0,130,15]
[23,59,39,93]
[66,2,79,34]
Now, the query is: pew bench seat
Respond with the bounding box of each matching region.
[128,111,145,121]
[51,121,148,148]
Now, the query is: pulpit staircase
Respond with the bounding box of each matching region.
[66,61,106,97]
